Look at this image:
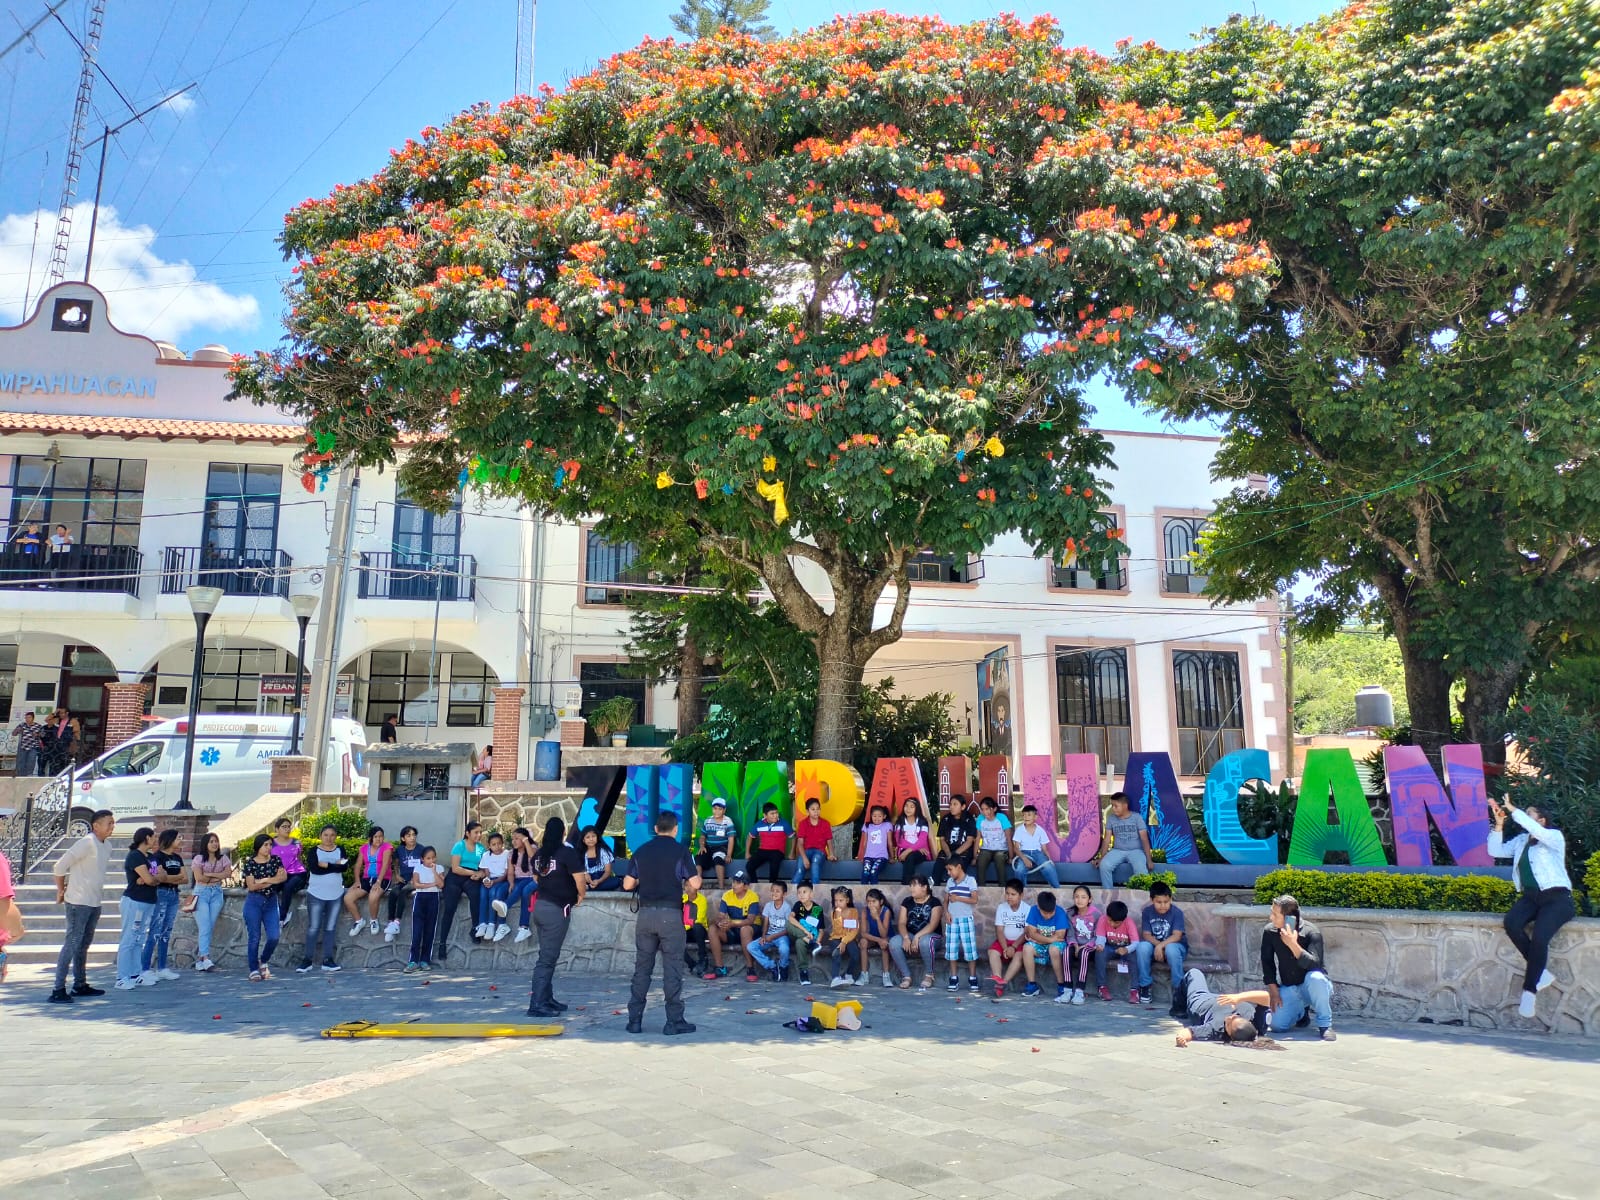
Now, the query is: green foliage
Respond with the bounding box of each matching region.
[855,677,961,796]
[670,0,776,41]
[235,13,1276,761]
[1126,869,1178,892]
[1583,851,1600,913]
[1121,3,1600,757]
[300,808,373,841]
[1294,630,1410,735]
[230,836,365,888]
[1497,689,1600,868]
[1253,868,1516,914]
[587,696,637,738]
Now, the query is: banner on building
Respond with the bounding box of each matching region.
[976,647,1013,759]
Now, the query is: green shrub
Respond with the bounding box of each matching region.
[1126,870,1178,892]
[1583,850,1600,912]
[230,835,365,887]
[299,808,374,841]
[1253,868,1515,913]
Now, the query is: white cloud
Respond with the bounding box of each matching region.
[0,203,260,345]
[160,90,196,117]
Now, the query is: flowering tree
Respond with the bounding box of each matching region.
[234,14,1275,763]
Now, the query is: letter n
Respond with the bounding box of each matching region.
[1383,744,1492,867]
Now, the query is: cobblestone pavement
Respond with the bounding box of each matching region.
[2,962,1596,1200]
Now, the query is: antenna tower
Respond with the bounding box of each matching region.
[514,0,535,95]
[47,0,107,285]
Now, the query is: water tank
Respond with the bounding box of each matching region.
[190,343,233,363]
[533,739,561,781]
[1354,685,1395,729]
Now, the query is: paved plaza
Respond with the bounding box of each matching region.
[1,963,1596,1200]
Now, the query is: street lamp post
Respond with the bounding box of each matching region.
[177,586,224,811]
[288,593,319,755]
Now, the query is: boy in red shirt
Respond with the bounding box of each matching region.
[745,803,792,884]
[792,798,834,889]
[1095,899,1142,1003]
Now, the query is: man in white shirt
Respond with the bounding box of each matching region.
[1488,799,1574,1018]
[50,809,116,1003]
[1009,804,1061,887]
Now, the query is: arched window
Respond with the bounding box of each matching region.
[1054,646,1132,774]
[1172,649,1245,774]
[1162,516,1210,594]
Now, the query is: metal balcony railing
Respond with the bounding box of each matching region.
[0,546,142,596]
[160,546,292,598]
[357,552,477,602]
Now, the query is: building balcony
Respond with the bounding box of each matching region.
[357,552,477,602]
[160,546,292,598]
[0,546,142,596]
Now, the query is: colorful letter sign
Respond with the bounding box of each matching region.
[1383,744,1492,867]
[1019,755,1062,859]
[1123,752,1200,864]
[1058,753,1102,863]
[1288,749,1387,866]
[794,758,866,827]
[868,757,928,822]
[1202,749,1278,866]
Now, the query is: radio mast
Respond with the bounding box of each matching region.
[515,0,535,95]
[46,0,107,285]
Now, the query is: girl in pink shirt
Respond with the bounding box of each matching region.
[344,827,393,935]
[893,800,932,882]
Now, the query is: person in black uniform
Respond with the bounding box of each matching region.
[527,817,586,1018]
[623,811,701,1036]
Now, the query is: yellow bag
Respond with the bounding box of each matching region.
[810,999,863,1030]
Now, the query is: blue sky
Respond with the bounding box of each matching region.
[0,0,1335,431]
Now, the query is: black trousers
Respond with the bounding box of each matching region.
[1503,886,1575,993]
[436,874,483,961]
[629,905,687,1025]
[898,851,930,882]
[684,925,710,969]
[276,871,307,921]
[746,849,785,883]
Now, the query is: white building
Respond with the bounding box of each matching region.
[2,283,1284,788]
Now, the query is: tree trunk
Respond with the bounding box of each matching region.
[812,626,867,765]
[1395,637,1455,767]
[675,627,707,737]
[1461,657,1528,766]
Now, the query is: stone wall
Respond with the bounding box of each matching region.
[469,791,585,834]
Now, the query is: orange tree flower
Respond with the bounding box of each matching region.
[233,12,1274,763]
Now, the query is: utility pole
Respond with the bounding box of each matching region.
[1281,592,1296,781]
[82,84,193,280]
[304,467,360,793]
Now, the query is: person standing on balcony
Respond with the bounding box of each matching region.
[10,711,44,776]
[49,524,73,553]
[1489,798,1574,1019]
[48,810,114,1003]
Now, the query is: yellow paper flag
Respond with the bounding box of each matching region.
[984,435,1005,458]
[756,478,789,524]
[656,471,673,489]
[762,454,776,473]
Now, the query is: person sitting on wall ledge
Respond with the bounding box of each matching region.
[1488,797,1573,1020]
[1260,895,1336,1041]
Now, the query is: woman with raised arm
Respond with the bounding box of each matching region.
[1488,798,1574,1019]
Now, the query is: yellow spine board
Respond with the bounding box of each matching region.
[320,1021,563,1039]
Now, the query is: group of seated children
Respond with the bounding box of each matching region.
[686,869,1190,1012]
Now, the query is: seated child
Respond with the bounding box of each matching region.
[1062,884,1104,1006]
[858,887,894,986]
[858,806,893,883]
[707,870,761,979]
[1134,880,1188,1013]
[987,879,1030,998]
[822,886,860,987]
[785,881,826,984]
[683,878,710,975]
[972,797,1012,887]
[1022,889,1069,1000]
[696,799,737,889]
[747,881,793,982]
[1095,899,1141,1003]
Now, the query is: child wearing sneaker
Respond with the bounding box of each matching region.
[1022,890,1069,1000]
[404,847,444,972]
[476,832,513,942]
[383,826,423,943]
[344,826,393,938]
[1064,884,1103,1005]
[709,871,761,978]
[858,887,895,985]
[748,881,793,981]
[823,886,860,986]
[786,881,826,983]
[1096,899,1141,1002]
[943,858,982,992]
[858,805,893,883]
[682,879,711,975]
[987,878,1030,997]
[507,826,538,943]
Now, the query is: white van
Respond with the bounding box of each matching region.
[36,715,367,819]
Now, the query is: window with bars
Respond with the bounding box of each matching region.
[1055,646,1133,775]
[1172,649,1245,774]
[1163,516,1211,594]
[583,533,651,604]
[1051,514,1124,590]
[365,651,498,727]
[9,455,145,547]
[906,550,984,583]
[199,647,289,714]
[202,463,282,562]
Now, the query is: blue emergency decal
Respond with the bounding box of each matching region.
[198,747,221,767]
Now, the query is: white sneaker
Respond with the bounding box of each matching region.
[493,924,511,942]
[882,973,894,987]
[115,978,139,990]
[491,899,508,918]
[1072,988,1085,1005]
[830,975,845,988]
[514,927,532,944]
[369,919,380,936]
[1537,969,1556,992]
[384,920,400,942]
[158,967,181,981]
[138,973,158,987]
[1518,990,1538,1018]
[1053,989,1072,1004]
[349,919,365,938]
[474,923,489,939]
[194,957,212,972]
[853,974,865,987]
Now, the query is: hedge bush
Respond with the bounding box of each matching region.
[1126,870,1178,892]
[1584,850,1600,912]
[230,809,374,888]
[1253,868,1516,914]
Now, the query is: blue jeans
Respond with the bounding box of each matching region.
[303,894,340,964]
[243,891,281,972]
[480,879,510,926]
[1011,849,1061,887]
[1132,939,1187,990]
[141,888,180,971]
[117,896,155,982]
[506,878,536,927]
[193,884,224,959]
[792,848,825,887]
[1099,848,1148,889]
[1270,972,1334,1032]
[748,935,790,970]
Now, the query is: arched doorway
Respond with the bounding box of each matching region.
[0,634,121,763]
[341,641,501,743]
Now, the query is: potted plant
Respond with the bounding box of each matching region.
[588,696,635,747]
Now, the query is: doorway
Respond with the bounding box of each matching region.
[59,645,117,761]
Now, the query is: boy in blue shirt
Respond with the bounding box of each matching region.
[1133,880,1188,1013]
[1021,890,1069,1000]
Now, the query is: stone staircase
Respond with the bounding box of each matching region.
[5,836,130,967]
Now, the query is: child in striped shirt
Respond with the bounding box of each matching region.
[943,858,981,993]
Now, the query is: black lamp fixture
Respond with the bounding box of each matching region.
[176,586,224,811]
[288,592,319,755]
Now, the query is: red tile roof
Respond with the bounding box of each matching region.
[0,411,304,444]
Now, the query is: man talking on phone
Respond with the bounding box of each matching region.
[1259,894,1336,1041]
